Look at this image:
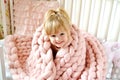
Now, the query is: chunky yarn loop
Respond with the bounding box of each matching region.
[5,24,107,80]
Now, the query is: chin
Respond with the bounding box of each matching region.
[56,45,62,48]
[56,44,64,48]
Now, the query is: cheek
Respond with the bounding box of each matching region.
[49,38,55,43]
[63,36,68,42]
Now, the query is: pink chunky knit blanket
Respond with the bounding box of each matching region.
[5,25,107,80]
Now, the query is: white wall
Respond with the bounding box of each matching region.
[59,0,120,42]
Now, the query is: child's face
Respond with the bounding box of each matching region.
[49,29,68,48]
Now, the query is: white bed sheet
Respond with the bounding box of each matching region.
[0,40,12,80]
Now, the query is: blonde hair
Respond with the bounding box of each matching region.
[43,8,71,36]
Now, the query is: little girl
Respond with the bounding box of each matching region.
[43,8,72,59]
[31,8,106,80]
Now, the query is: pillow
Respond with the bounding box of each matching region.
[103,42,120,79]
[103,42,114,79]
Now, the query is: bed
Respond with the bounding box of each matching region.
[0,0,120,80]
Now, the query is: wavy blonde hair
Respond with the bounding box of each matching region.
[43,8,72,36]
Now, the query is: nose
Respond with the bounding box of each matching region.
[56,36,61,41]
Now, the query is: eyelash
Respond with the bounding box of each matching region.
[60,33,64,35]
[51,35,56,37]
[51,33,65,37]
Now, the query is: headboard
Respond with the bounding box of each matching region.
[1,0,120,42]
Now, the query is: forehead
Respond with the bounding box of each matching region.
[52,27,66,34]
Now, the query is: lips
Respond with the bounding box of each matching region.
[56,41,63,44]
